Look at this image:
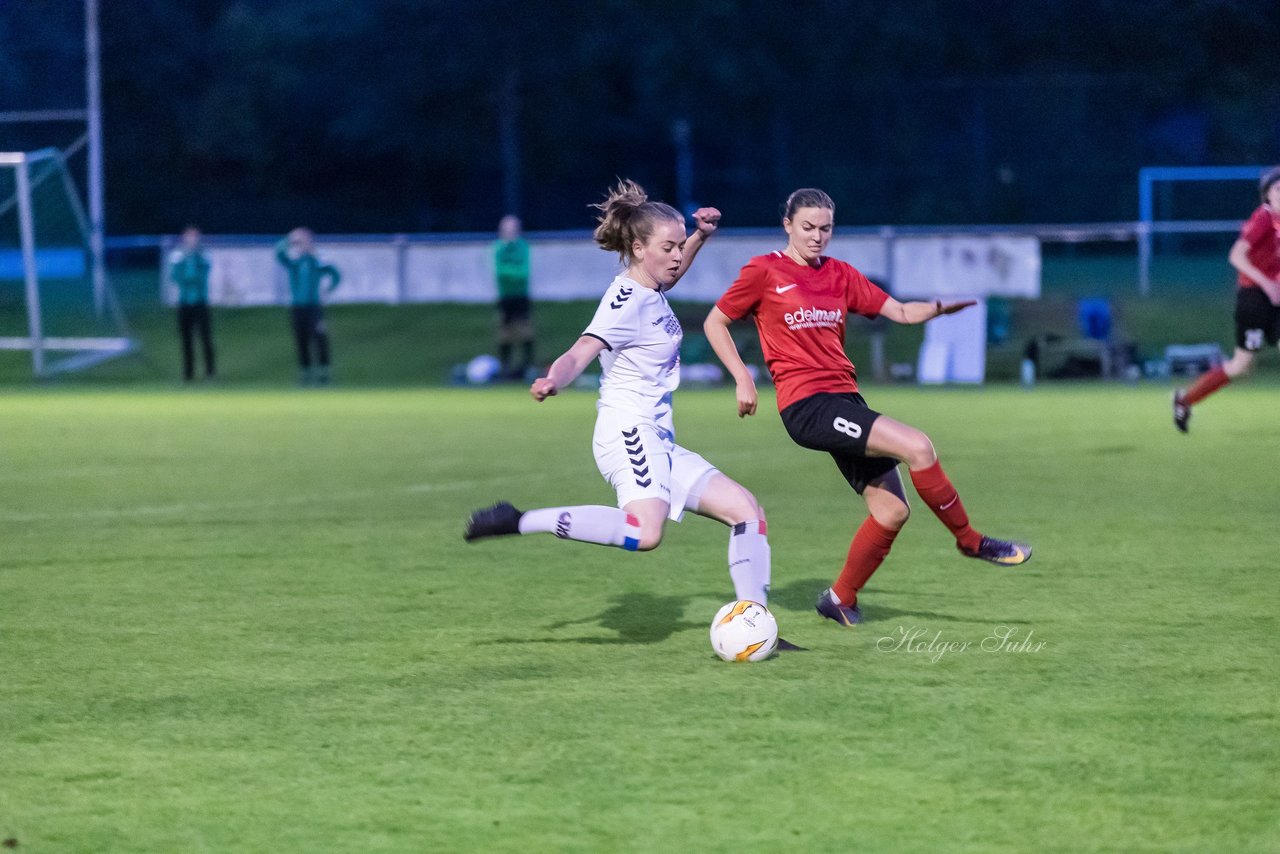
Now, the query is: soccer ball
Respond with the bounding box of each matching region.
[709,600,778,662]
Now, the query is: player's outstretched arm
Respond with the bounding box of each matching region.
[878,297,977,325]
[669,207,721,287]
[704,307,757,418]
[530,335,607,401]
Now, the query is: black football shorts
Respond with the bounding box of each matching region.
[779,391,900,494]
[1234,286,1280,351]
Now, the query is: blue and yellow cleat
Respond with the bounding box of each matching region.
[815,587,863,626]
[962,536,1032,566]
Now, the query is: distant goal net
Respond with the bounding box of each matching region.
[0,148,133,376]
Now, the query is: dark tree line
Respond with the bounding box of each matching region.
[3,0,1278,234]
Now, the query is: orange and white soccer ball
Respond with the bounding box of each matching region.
[709,600,778,662]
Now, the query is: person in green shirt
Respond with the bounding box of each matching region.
[493,214,535,379]
[168,225,216,381]
[276,227,341,384]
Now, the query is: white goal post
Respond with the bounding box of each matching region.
[0,148,133,376]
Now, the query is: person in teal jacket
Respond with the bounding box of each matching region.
[493,214,535,379]
[276,227,341,384]
[169,225,216,381]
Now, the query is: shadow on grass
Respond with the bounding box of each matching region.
[484,591,710,646]
[484,581,989,647]
[768,577,991,624]
[766,577,833,612]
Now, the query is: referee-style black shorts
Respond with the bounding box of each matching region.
[1235,286,1280,351]
[780,391,899,494]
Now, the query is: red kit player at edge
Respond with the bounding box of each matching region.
[1173,166,1280,432]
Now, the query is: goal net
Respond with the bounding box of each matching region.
[0,147,133,376]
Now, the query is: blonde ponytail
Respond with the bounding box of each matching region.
[592,179,682,263]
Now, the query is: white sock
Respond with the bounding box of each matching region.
[728,520,771,604]
[518,505,642,551]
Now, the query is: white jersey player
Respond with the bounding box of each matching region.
[464,180,773,607]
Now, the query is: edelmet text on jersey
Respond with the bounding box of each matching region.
[784,306,843,329]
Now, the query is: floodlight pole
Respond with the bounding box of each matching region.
[85,0,106,317]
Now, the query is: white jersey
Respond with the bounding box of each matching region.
[582,275,682,426]
[583,275,716,521]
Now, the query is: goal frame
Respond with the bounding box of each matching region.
[1137,165,1268,296]
[0,148,133,376]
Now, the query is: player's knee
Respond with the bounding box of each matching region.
[634,520,665,551]
[731,489,766,525]
[1225,353,1253,378]
[902,432,938,469]
[873,501,910,531]
[707,481,765,526]
[635,531,664,551]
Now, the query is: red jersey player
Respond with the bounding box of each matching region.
[1173,166,1280,432]
[704,188,1031,627]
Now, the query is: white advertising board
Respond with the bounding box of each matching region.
[161,232,1033,305]
[891,236,1040,299]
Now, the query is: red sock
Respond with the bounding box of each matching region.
[1183,365,1230,406]
[909,460,982,553]
[832,516,899,605]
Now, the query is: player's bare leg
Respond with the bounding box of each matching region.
[621,497,669,552]
[1175,346,1254,433]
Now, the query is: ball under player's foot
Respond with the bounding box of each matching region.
[815,587,862,626]
[1172,390,1190,433]
[463,501,524,541]
[960,536,1032,566]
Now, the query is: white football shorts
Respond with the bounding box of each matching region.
[592,407,718,522]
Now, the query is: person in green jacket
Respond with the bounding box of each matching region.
[276,227,341,384]
[493,214,535,379]
[169,225,216,381]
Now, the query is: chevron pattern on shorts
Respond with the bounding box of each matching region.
[622,427,651,487]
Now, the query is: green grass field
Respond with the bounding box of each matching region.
[3,383,1277,852]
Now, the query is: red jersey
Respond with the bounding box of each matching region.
[716,251,889,411]
[1237,205,1280,288]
